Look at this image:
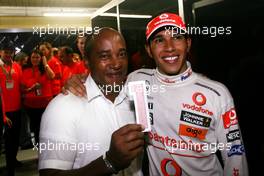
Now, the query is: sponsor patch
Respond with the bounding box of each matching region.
[182,103,213,116]
[180,110,212,127]
[181,69,192,81]
[192,92,206,106]
[228,144,244,157]
[222,108,238,129]
[226,129,240,142]
[179,124,208,140]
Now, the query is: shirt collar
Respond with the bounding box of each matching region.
[84,75,103,102]
[84,74,127,105]
[154,61,193,85]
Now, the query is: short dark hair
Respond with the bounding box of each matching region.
[25,49,45,74]
[62,46,74,55]
[39,42,52,51]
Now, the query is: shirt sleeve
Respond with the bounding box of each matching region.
[48,59,62,79]
[215,95,248,175]
[38,94,82,170]
[38,138,77,170]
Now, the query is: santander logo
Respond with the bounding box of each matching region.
[182,92,213,116]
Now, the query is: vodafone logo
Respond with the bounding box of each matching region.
[161,158,182,176]
[229,109,237,120]
[159,13,169,19]
[192,92,206,106]
[222,108,238,129]
[182,103,213,116]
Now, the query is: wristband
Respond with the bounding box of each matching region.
[103,152,118,174]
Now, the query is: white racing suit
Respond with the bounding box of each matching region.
[126,62,248,176]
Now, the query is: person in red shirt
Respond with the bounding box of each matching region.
[59,46,88,86]
[72,53,81,63]
[0,41,22,176]
[14,51,28,68]
[39,42,62,96]
[21,49,53,144]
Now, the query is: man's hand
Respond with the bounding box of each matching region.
[5,116,12,128]
[62,73,88,97]
[107,124,145,171]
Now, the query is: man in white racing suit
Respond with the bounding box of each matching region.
[125,12,248,176]
[64,13,248,176]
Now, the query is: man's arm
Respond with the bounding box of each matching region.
[216,98,248,175]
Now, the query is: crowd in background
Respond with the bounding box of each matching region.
[0,36,90,176]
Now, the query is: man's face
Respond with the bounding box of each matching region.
[58,48,72,63]
[2,49,14,62]
[89,30,128,89]
[146,29,191,75]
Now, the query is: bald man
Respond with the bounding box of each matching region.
[39,28,144,176]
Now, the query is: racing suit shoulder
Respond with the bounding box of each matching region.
[127,68,155,82]
[195,73,233,102]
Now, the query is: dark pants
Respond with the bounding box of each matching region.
[4,110,21,176]
[19,109,32,148]
[26,108,45,144]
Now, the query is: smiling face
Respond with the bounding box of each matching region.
[2,49,14,63]
[146,28,191,76]
[88,28,128,90]
[30,52,41,67]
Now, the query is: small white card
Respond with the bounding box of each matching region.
[128,81,151,132]
[5,79,14,89]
